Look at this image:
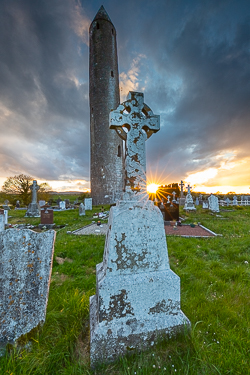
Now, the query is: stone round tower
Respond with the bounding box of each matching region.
[89,6,124,206]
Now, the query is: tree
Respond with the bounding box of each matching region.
[37,182,52,202]
[1,174,34,206]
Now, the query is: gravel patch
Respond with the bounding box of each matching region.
[73,223,109,235]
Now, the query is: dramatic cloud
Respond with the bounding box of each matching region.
[0,0,250,192]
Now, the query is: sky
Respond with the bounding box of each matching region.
[0,0,250,194]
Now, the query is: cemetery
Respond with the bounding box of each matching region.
[0,5,249,375]
[0,198,249,374]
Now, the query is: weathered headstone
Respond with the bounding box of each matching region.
[4,210,8,226]
[202,201,209,209]
[79,203,85,216]
[195,197,199,205]
[233,196,238,205]
[208,194,219,212]
[16,200,20,208]
[39,208,54,229]
[39,200,46,207]
[179,180,185,206]
[25,180,41,217]
[0,210,5,232]
[90,91,190,365]
[0,229,56,348]
[84,198,92,210]
[183,185,196,211]
[59,201,66,210]
[65,199,70,208]
[199,194,203,205]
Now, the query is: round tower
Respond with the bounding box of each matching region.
[89,6,124,205]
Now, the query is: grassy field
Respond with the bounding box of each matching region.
[0,204,249,374]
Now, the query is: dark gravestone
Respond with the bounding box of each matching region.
[40,209,54,229]
[65,199,70,208]
[0,229,56,347]
[157,202,179,221]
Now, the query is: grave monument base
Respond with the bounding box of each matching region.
[90,197,190,365]
[25,203,41,217]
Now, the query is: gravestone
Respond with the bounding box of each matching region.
[59,201,66,210]
[84,198,92,210]
[25,180,41,217]
[90,91,190,365]
[56,198,62,206]
[157,201,179,221]
[233,196,238,205]
[16,200,20,208]
[4,210,8,226]
[208,194,219,212]
[0,229,56,348]
[199,194,203,205]
[39,208,54,229]
[79,203,85,216]
[0,210,5,232]
[183,185,196,211]
[179,180,185,206]
[65,199,70,208]
[39,200,46,207]
[202,201,209,209]
[195,197,199,205]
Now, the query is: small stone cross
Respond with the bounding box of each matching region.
[179,180,184,198]
[30,180,40,203]
[172,191,176,201]
[186,184,192,194]
[110,92,160,195]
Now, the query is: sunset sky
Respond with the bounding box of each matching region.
[0,0,250,194]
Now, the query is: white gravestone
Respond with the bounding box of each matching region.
[202,201,209,209]
[84,198,92,210]
[233,196,238,205]
[208,194,219,212]
[59,201,66,210]
[79,203,85,216]
[39,200,46,207]
[0,212,5,232]
[0,229,56,347]
[25,180,41,217]
[90,91,190,365]
[183,185,196,211]
[4,210,8,225]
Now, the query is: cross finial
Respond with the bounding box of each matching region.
[30,180,40,203]
[110,92,160,197]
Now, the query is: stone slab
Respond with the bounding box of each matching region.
[84,198,92,210]
[0,229,56,346]
[90,199,190,365]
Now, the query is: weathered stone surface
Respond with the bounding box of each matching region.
[0,229,56,346]
[202,201,209,209]
[183,185,196,211]
[90,199,190,364]
[110,91,160,196]
[89,6,124,205]
[208,194,219,212]
[90,92,189,365]
[79,203,85,216]
[0,211,4,232]
[59,201,66,210]
[84,198,92,210]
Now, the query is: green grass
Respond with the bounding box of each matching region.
[1,205,250,374]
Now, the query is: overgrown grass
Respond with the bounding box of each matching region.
[1,205,249,374]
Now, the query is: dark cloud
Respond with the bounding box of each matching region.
[0,0,250,189]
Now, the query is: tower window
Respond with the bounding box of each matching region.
[96,22,99,29]
[111,71,114,77]
[111,28,114,35]
[117,145,121,157]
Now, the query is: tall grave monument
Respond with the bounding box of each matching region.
[90,92,190,365]
[89,6,124,205]
[25,180,40,217]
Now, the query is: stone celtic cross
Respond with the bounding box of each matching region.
[110,92,160,195]
[186,184,192,194]
[30,180,40,204]
[179,180,184,197]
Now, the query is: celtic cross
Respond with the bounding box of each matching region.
[110,92,160,196]
[30,180,40,203]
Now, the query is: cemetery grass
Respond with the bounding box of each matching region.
[0,206,249,374]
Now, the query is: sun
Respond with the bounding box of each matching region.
[147,183,159,194]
